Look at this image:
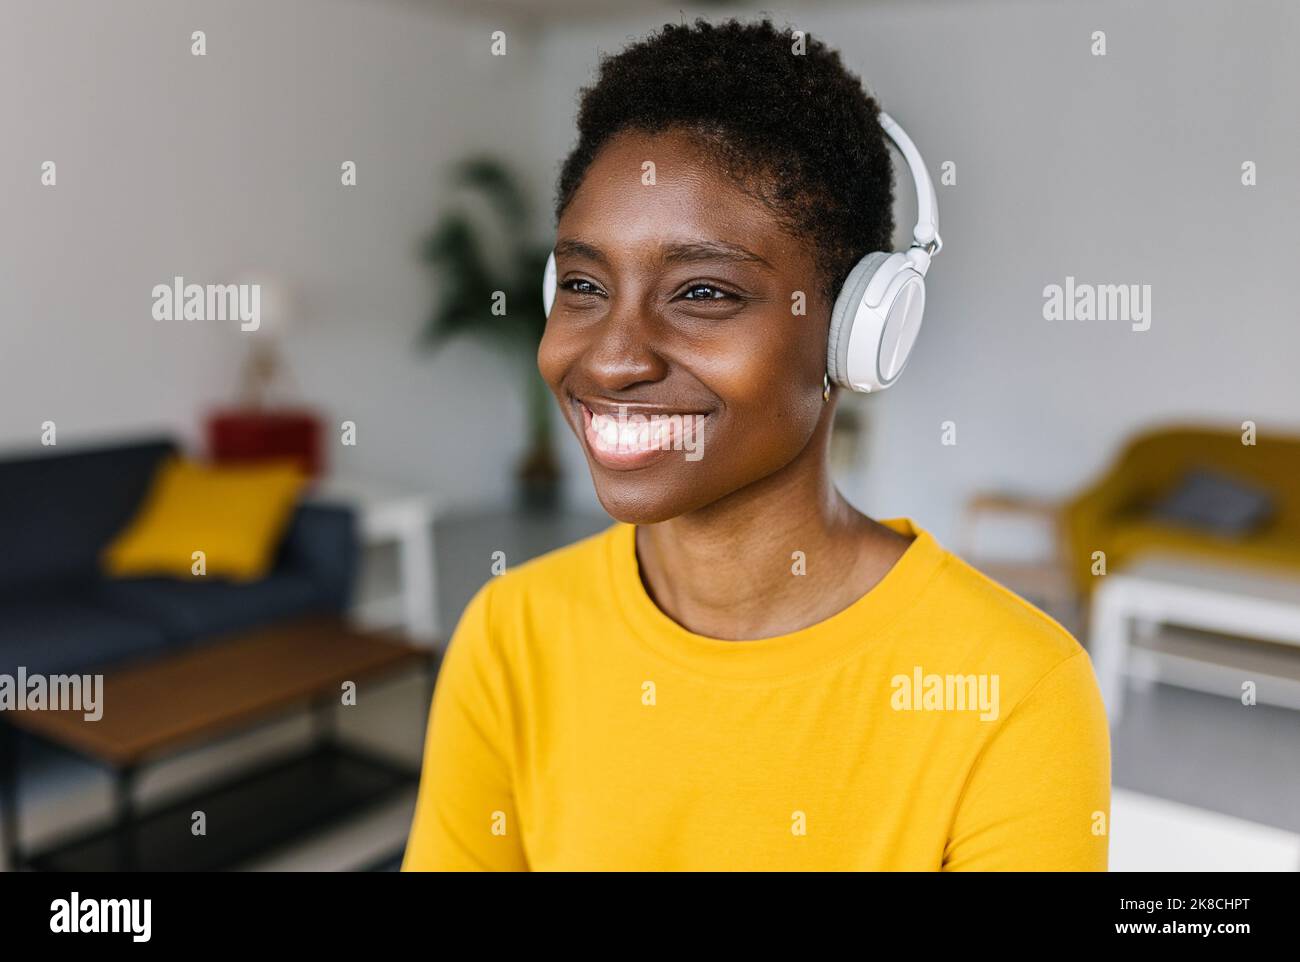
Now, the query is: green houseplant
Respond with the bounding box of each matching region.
[420,157,559,510]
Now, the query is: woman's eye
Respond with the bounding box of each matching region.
[681,284,732,301]
[561,278,604,296]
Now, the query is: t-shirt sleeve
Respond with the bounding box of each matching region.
[943,648,1111,871]
[401,581,529,871]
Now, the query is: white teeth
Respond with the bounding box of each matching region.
[597,417,619,447]
[589,410,674,453]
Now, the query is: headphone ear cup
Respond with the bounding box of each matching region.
[542,250,557,316]
[877,274,925,385]
[827,251,891,390]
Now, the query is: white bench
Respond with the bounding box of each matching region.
[1090,554,1300,720]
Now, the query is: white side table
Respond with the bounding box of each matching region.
[1090,554,1300,721]
[306,477,441,648]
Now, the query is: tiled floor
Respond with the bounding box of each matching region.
[1111,681,1300,835]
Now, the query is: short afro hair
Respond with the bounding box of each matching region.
[554,17,895,305]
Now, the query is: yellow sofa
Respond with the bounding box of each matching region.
[1062,424,1300,594]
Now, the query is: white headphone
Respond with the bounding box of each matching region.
[541,110,940,394]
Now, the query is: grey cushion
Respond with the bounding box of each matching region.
[1151,468,1276,535]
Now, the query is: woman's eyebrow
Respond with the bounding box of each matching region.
[659,241,773,269]
[554,238,607,264]
[554,238,772,269]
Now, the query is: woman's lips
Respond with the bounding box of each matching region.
[577,400,706,471]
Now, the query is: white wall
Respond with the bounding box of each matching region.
[0,0,542,507]
[529,0,1300,540]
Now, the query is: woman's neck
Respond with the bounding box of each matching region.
[634,432,913,641]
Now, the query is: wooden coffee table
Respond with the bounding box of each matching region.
[0,616,433,871]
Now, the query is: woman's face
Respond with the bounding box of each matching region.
[538,128,833,524]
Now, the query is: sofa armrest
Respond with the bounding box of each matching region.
[1062,458,1151,594]
[277,503,359,610]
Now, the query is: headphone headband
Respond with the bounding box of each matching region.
[822,110,941,393]
[877,112,941,256]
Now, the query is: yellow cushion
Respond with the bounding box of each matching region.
[103,457,306,582]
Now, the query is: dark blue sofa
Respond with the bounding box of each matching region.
[0,438,358,679]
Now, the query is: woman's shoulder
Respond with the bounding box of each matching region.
[875,517,1083,677]
[914,540,1092,698]
[444,523,624,670]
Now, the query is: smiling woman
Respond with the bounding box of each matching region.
[402,17,1110,872]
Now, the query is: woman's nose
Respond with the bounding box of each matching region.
[580,292,669,391]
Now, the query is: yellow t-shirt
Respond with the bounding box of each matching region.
[402,518,1110,871]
